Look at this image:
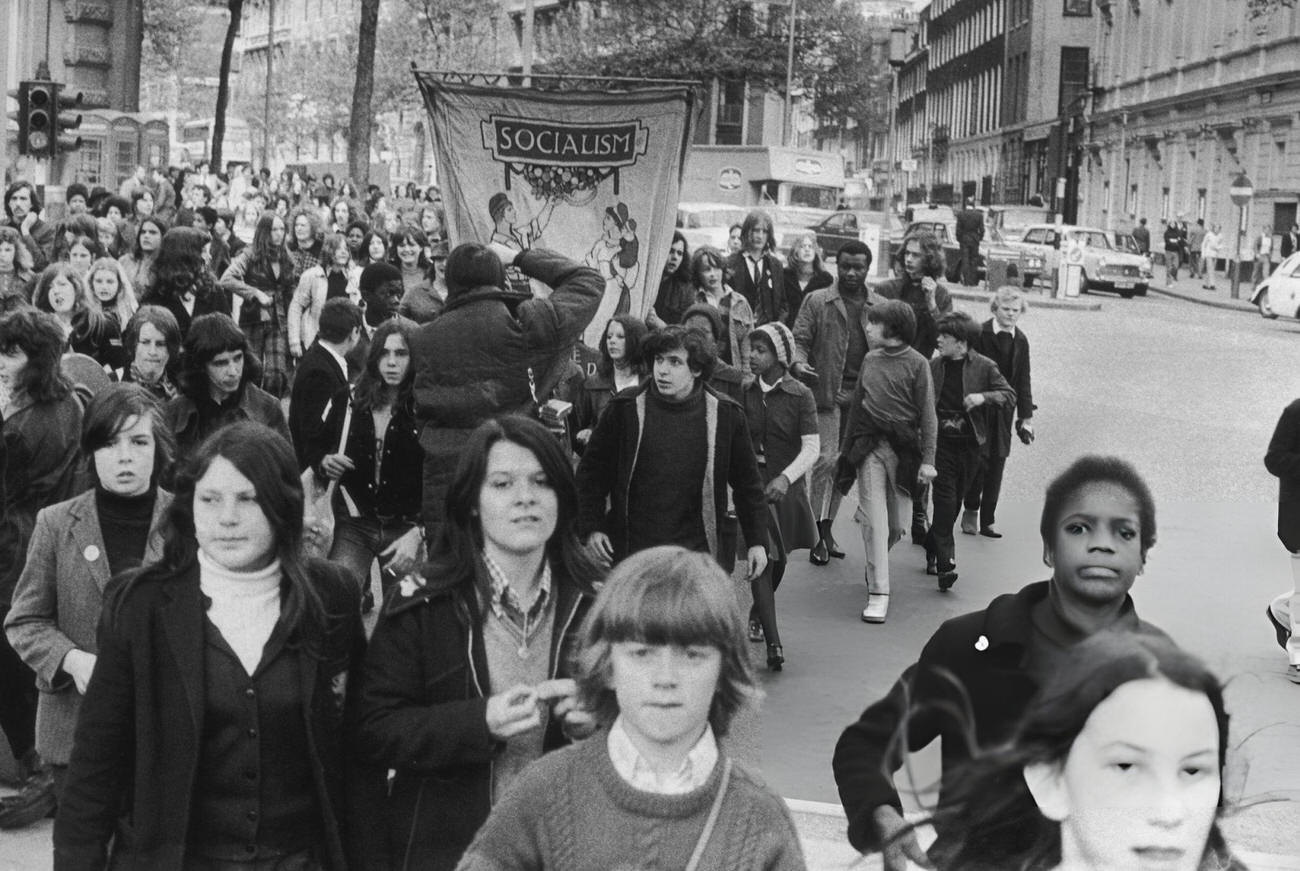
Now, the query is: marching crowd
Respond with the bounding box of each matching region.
[0,163,1287,871]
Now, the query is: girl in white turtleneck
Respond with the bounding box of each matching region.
[54,421,365,869]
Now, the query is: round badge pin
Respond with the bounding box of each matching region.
[974,635,989,652]
[84,544,101,562]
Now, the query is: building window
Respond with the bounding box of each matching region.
[1063,0,1092,15]
[715,80,745,146]
[77,140,103,185]
[1161,187,1170,220]
[116,141,137,185]
[1197,189,1206,220]
[1058,47,1090,115]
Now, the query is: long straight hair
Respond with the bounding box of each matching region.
[427,415,603,603]
[351,318,414,414]
[111,421,325,643]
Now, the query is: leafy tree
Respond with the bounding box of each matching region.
[1248,0,1295,16]
[536,0,892,139]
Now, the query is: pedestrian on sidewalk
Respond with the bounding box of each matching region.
[1252,224,1274,286]
[1265,399,1300,684]
[1162,219,1182,284]
[1281,222,1300,260]
[1188,219,1207,281]
[452,546,807,871]
[836,299,937,625]
[833,455,1165,871]
[1132,217,1151,254]
[923,312,1015,593]
[1201,223,1223,291]
[963,287,1035,539]
[913,631,1246,871]
[955,197,985,288]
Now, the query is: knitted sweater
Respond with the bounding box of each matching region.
[455,732,806,871]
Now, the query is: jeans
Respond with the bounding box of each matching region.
[926,439,981,568]
[854,442,910,595]
[1253,256,1272,286]
[329,514,417,602]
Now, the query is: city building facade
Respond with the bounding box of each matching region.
[1079,0,1300,248]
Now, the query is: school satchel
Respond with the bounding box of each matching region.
[302,395,354,559]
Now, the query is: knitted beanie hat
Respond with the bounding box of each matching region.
[681,303,723,340]
[359,262,402,295]
[750,322,795,367]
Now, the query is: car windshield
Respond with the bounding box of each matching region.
[1112,234,1140,254]
[993,207,1053,233]
[1073,231,1112,249]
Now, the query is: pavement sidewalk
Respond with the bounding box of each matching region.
[1148,269,1261,313]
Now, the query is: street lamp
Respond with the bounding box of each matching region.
[1229,172,1253,300]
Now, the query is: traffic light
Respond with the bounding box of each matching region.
[23,81,55,157]
[7,80,81,158]
[55,86,83,156]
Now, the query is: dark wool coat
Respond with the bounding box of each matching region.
[726,250,787,326]
[1266,397,1300,552]
[870,275,954,360]
[970,319,1034,458]
[781,264,833,328]
[410,249,602,528]
[164,382,290,463]
[927,350,1016,448]
[832,582,1165,855]
[0,392,86,606]
[349,560,593,871]
[288,341,349,467]
[52,560,365,871]
[309,387,424,522]
[575,381,767,563]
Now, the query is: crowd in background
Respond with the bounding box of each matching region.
[0,166,1278,871]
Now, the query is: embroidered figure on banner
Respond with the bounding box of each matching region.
[489,192,557,294]
[587,202,640,318]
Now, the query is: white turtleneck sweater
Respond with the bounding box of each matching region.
[198,550,283,676]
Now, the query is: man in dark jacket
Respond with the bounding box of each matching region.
[2,181,55,271]
[410,243,602,534]
[1132,217,1151,254]
[833,456,1165,871]
[725,210,787,325]
[953,197,984,287]
[963,287,1034,538]
[924,312,1014,590]
[288,298,361,468]
[576,325,768,580]
[1163,219,1183,283]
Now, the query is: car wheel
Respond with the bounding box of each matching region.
[1119,289,1136,299]
[1258,289,1278,319]
[1135,284,1148,296]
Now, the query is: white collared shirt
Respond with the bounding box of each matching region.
[992,322,1017,337]
[607,716,718,795]
[321,341,349,379]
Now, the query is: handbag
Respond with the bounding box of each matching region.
[302,394,354,559]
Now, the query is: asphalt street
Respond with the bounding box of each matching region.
[751,288,1300,857]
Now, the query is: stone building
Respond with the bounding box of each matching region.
[1079,0,1300,248]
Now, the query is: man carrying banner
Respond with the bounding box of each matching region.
[410,242,602,540]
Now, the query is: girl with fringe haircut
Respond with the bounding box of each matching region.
[53,422,365,870]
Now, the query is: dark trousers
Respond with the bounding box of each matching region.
[0,605,37,762]
[959,241,980,286]
[964,453,1008,528]
[926,440,981,567]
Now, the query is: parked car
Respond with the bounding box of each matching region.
[1252,251,1300,320]
[1009,224,1150,297]
[985,205,1053,237]
[1106,230,1155,284]
[979,225,1047,287]
[786,210,904,264]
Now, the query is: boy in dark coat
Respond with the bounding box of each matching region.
[287,298,361,468]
